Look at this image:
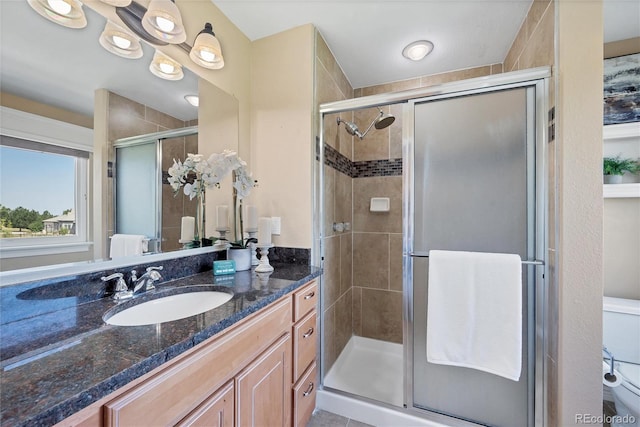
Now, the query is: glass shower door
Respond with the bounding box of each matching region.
[115,141,159,248]
[408,86,538,426]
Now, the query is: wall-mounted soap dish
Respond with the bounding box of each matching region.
[370,197,390,212]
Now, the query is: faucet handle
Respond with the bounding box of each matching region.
[101,273,123,282]
[146,266,163,273]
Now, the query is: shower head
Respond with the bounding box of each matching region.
[374,113,395,130]
[336,117,363,139]
[337,108,395,140]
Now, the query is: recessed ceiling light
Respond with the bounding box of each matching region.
[184,95,199,107]
[402,40,434,61]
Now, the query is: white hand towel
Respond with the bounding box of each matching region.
[110,234,146,259]
[426,250,522,381]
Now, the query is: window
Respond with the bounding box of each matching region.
[0,107,93,258]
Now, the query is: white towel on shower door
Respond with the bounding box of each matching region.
[426,250,522,381]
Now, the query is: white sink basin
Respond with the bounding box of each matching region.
[105,291,233,326]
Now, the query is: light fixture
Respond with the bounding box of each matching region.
[189,23,224,70]
[141,0,187,44]
[97,0,131,6]
[27,0,87,29]
[149,50,183,80]
[184,95,199,107]
[99,20,143,59]
[402,40,434,61]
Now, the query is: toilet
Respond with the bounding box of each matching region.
[603,296,640,427]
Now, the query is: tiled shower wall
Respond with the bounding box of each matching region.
[106,92,197,254]
[316,30,355,374]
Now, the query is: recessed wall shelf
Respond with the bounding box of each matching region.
[603,183,640,198]
[603,122,640,199]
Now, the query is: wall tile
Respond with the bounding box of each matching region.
[316,31,353,100]
[335,169,353,225]
[324,164,336,238]
[353,107,389,161]
[389,233,403,292]
[490,63,504,74]
[353,232,389,289]
[336,288,353,354]
[389,103,403,159]
[323,235,341,307]
[323,302,337,373]
[146,107,184,130]
[340,232,353,296]
[359,78,421,96]
[109,92,145,120]
[324,113,341,152]
[519,4,554,70]
[360,288,403,343]
[353,176,402,233]
[420,66,492,87]
[352,286,362,336]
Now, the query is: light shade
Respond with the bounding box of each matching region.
[141,0,186,44]
[402,40,434,61]
[99,21,143,59]
[184,95,199,107]
[27,0,87,29]
[189,23,224,70]
[97,0,131,6]
[149,50,183,80]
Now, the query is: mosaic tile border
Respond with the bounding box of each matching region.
[324,143,402,178]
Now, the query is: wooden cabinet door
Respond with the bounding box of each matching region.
[236,334,292,427]
[177,381,234,427]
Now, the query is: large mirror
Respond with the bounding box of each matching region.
[0,1,239,274]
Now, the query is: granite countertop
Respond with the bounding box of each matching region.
[0,263,321,426]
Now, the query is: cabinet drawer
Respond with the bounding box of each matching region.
[177,381,234,427]
[293,311,316,382]
[293,362,317,427]
[293,281,317,322]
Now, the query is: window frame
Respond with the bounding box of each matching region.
[0,107,93,258]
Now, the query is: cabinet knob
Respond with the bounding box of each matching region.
[302,327,314,338]
[302,382,314,397]
[303,291,315,300]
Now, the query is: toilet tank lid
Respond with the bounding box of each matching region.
[604,296,640,316]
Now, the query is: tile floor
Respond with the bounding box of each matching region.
[307,409,374,427]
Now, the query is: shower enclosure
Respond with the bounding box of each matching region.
[316,68,549,426]
[113,126,198,253]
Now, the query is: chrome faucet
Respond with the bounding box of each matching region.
[102,273,133,301]
[131,266,163,294]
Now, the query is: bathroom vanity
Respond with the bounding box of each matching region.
[0,260,320,427]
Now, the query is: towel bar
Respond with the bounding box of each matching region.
[408,252,544,266]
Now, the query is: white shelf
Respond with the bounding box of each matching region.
[603,183,640,198]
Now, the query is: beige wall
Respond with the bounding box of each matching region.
[0,92,93,129]
[556,1,604,425]
[604,199,640,299]
[250,24,315,249]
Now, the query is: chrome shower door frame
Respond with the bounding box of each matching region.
[403,73,549,427]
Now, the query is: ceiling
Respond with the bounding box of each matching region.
[1,1,638,120]
[214,0,640,89]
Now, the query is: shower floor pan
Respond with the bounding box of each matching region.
[324,335,404,407]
